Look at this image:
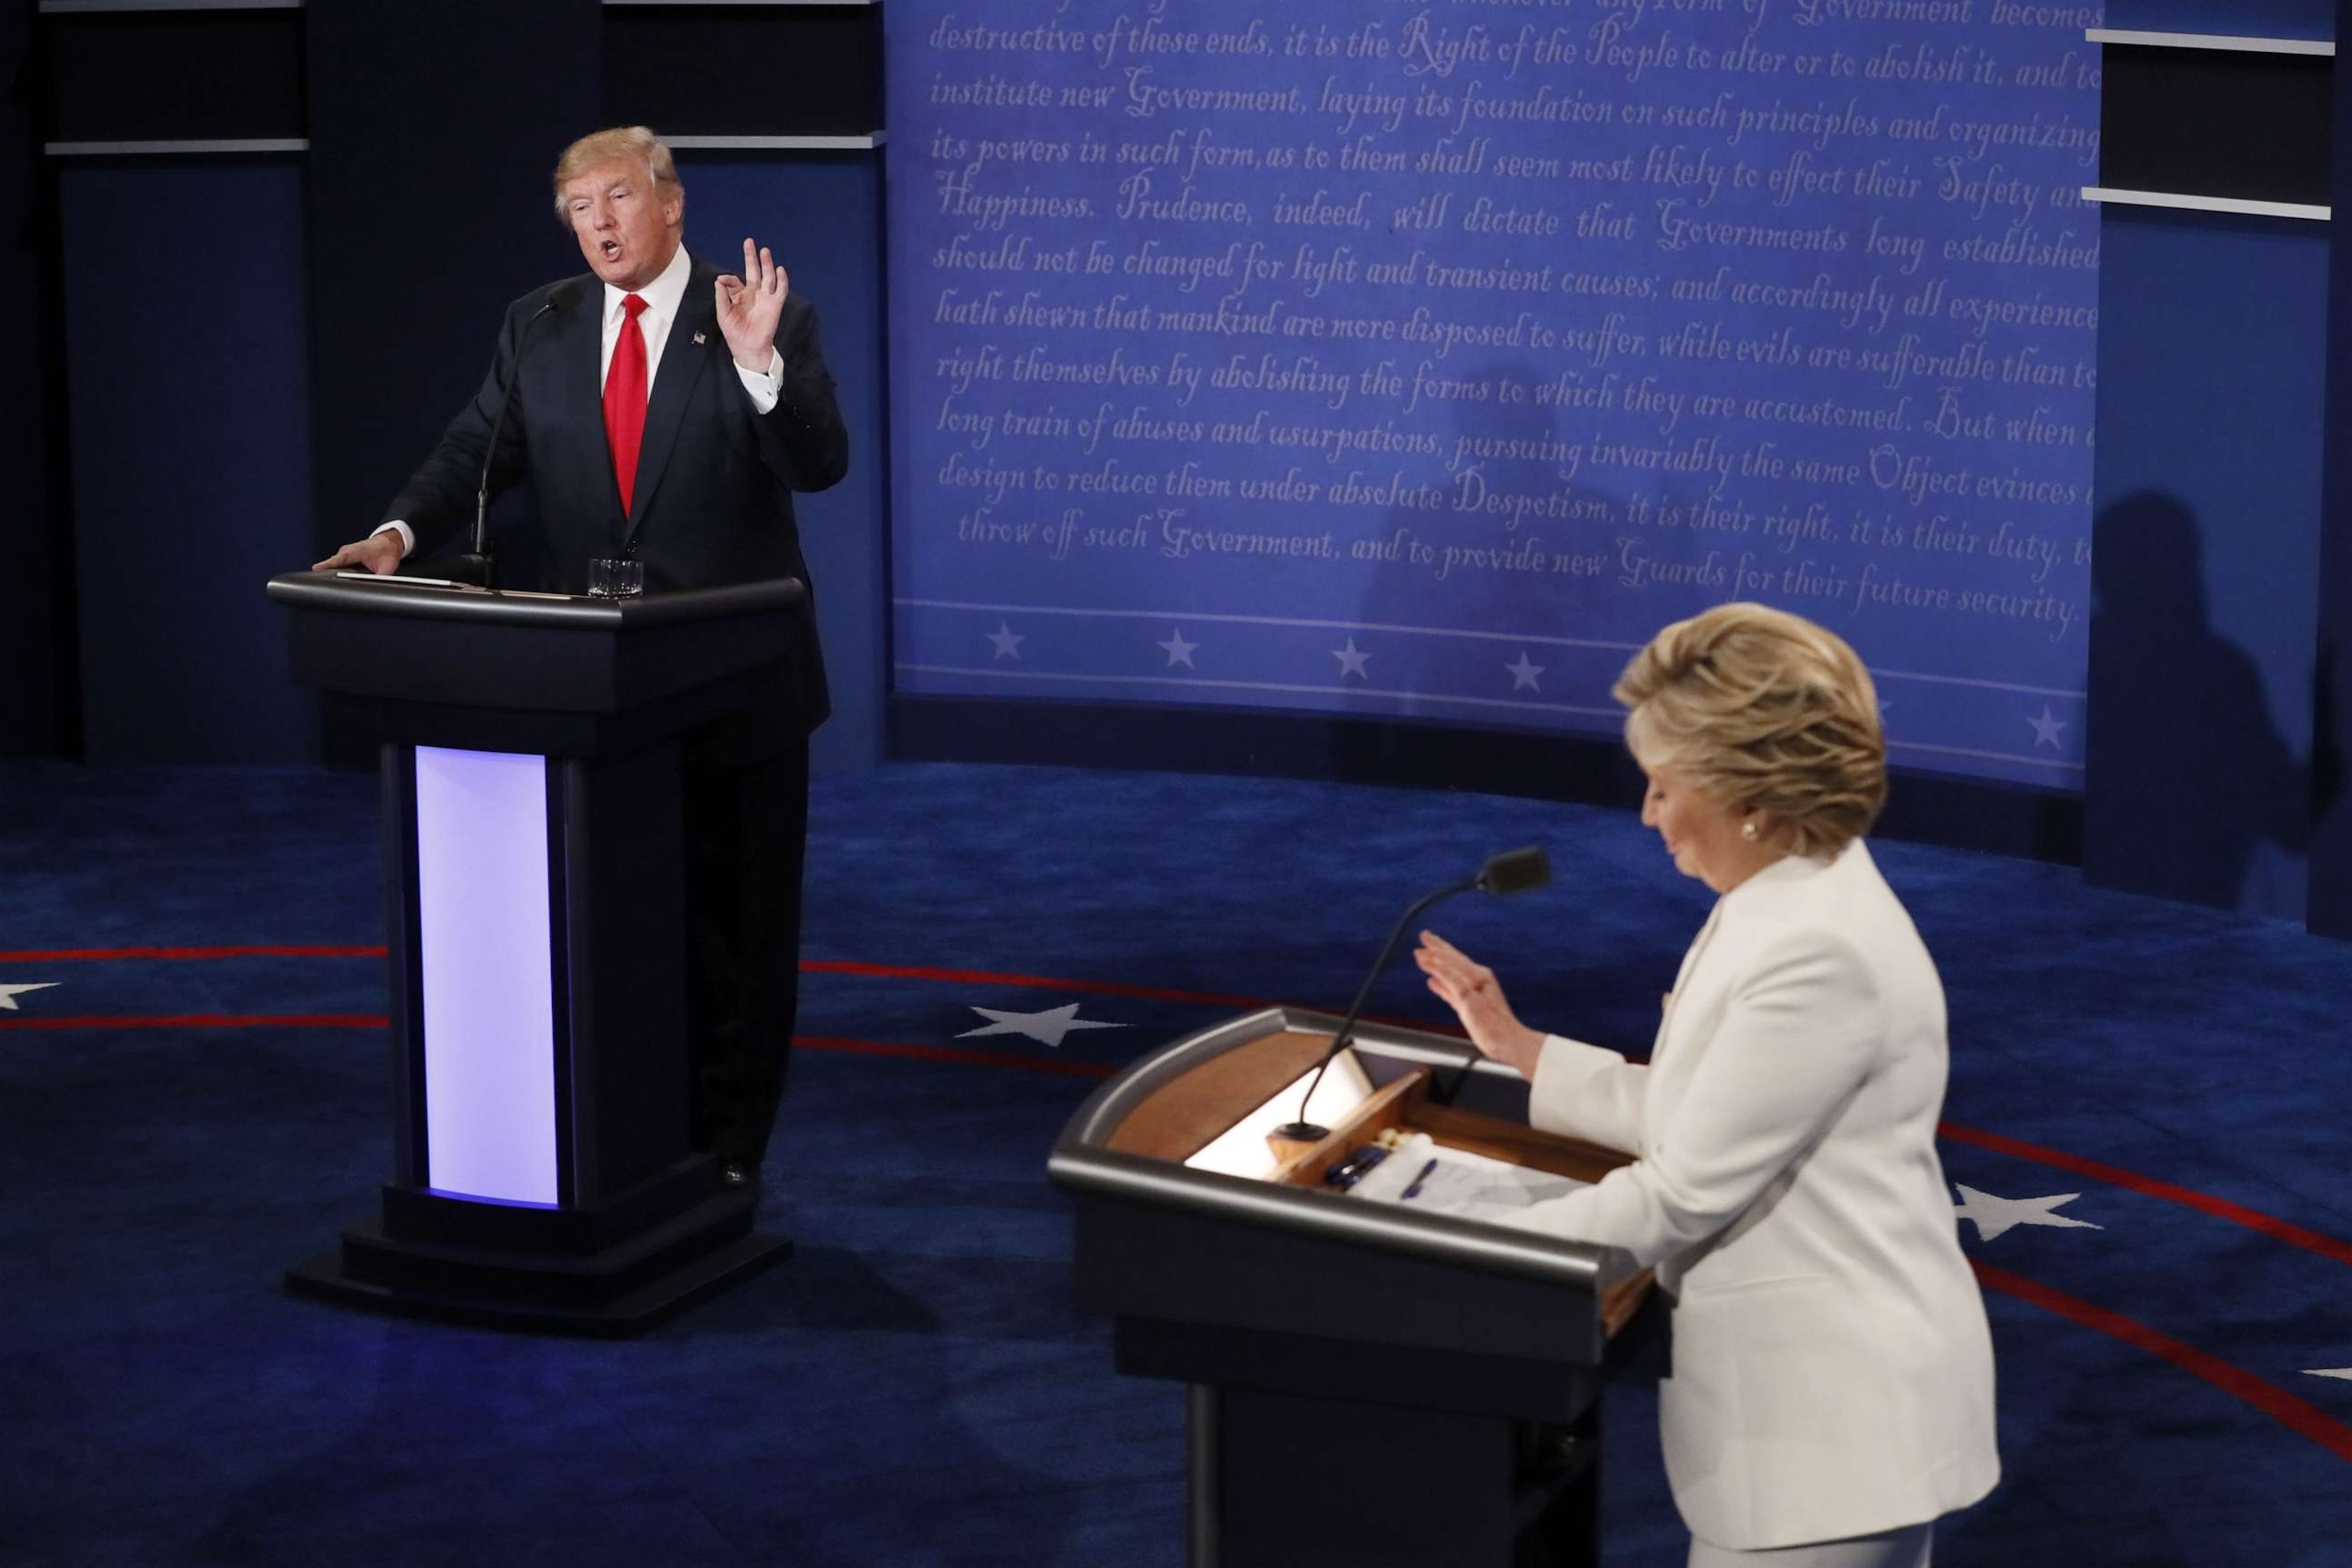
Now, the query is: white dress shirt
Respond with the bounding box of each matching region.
[376,243,785,557]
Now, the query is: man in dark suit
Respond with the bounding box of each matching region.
[317,126,849,1188]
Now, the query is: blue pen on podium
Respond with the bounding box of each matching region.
[1400,1156,1440,1201]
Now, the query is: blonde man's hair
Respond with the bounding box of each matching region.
[1614,602,1886,859]
[551,126,681,220]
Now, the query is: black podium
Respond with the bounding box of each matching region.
[266,570,802,1334]
[1049,1008,1659,1568]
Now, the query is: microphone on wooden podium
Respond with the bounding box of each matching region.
[1271,846,1552,1145]
[449,281,583,590]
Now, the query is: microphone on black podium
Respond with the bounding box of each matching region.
[448,280,584,590]
[1271,845,1552,1147]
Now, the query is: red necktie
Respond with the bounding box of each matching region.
[604,292,650,513]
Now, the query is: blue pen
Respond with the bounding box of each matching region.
[1400,1157,1439,1200]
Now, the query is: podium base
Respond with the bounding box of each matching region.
[285,1189,791,1337]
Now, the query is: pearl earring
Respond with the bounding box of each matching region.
[1740,818,1760,842]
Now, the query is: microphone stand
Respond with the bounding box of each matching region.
[1271,880,1478,1145]
[1426,1019,1503,1109]
[448,287,573,589]
[1272,846,1552,1145]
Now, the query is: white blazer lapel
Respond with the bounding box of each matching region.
[1651,900,1726,1064]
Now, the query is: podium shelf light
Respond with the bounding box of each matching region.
[1183,1051,1374,1182]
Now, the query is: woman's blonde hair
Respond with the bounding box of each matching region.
[550,126,681,220]
[1613,602,1886,858]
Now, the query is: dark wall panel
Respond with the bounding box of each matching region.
[2,1,62,757]
[605,5,882,137]
[676,155,888,776]
[45,10,304,142]
[2099,45,2330,206]
[2304,0,2352,938]
[303,0,600,564]
[2105,0,2331,33]
[60,161,316,764]
[2085,208,2328,920]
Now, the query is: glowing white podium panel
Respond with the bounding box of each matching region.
[412,746,558,1205]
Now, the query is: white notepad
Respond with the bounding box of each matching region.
[1346,1132,1588,1223]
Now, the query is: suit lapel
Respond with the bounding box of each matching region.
[1651,900,1724,1067]
[626,262,716,536]
[1646,854,1823,1091]
[560,286,627,537]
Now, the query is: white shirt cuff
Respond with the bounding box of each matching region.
[373,521,415,558]
[736,348,784,415]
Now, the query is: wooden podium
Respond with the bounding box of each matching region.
[264,570,803,1334]
[1050,1008,1658,1568]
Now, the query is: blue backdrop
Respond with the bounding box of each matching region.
[887,2,2099,788]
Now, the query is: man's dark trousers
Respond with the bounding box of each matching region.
[682,732,808,1170]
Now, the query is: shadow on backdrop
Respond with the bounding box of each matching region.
[2084,490,2321,916]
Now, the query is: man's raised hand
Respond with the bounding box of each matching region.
[715,237,789,373]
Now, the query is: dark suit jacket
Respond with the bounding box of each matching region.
[384,253,850,746]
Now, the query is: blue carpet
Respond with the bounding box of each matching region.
[4,760,2352,1565]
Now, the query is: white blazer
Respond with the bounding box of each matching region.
[1504,839,1999,1552]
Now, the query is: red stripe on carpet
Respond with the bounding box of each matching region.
[796,1034,1117,1080]
[1973,1259,2352,1465]
[15,947,2352,1271]
[0,1014,390,1031]
[1942,1121,2352,1269]
[0,946,385,962]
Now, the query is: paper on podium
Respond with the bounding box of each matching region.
[1346,1132,1588,1223]
[336,570,484,590]
[334,571,578,601]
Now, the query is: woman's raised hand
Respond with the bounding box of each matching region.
[1412,930,1546,1081]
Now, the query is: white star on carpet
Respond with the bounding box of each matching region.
[959,1003,1125,1048]
[2305,1368,2352,1383]
[1330,637,1371,680]
[1158,628,1198,669]
[0,983,59,1011]
[2027,705,2068,750]
[985,622,1026,661]
[1504,652,1545,692]
[1954,1184,2102,1243]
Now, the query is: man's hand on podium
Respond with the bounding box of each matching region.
[314,532,405,576]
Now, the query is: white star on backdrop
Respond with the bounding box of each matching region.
[2027,706,2069,750]
[0,983,59,1011]
[1330,637,1371,680]
[2305,1368,2352,1383]
[1504,652,1545,692]
[1954,1184,2102,1243]
[1158,628,1199,669]
[959,1003,1125,1049]
[985,622,1026,661]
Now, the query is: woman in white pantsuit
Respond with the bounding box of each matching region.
[1417,603,1999,1568]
